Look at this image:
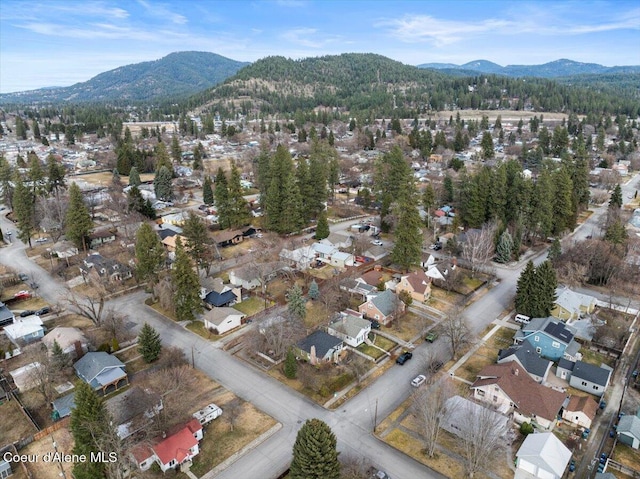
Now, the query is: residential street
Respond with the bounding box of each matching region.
[0,172,637,478]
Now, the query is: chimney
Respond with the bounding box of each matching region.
[514,367,519,376]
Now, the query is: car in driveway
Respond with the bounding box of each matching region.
[14,290,31,300]
[36,306,51,316]
[35,237,49,243]
[369,319,380,330]
[20,310,36,317]
[371,239,383,246]
[411,374,427,387]
[396,351,413,365]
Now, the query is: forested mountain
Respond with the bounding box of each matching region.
[418,58,640,78]
[0,51,248,104]
[189,53,640,118]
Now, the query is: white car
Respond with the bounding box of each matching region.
[411,374,427,387]
[371,239,383,246]
[35,237,49,243]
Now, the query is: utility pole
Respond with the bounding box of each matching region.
[373,398,378,433]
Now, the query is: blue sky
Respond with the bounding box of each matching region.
[1,0,639,93]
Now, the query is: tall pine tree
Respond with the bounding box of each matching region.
[65,182,92,251]
[265,145,303,234]
[138,323,162,363]
[203,175,214,206]
[135,223,166,282]
[214,167,231,228]
[172,237,203,322]
[227,163,251,228]
[515,261,537,317]
[290,418,340,479]
[70,381,108,479]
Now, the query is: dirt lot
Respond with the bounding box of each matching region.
[20,427,74,479]
[70,171,155,187]
[432,110,569,123]
[0,399,38,445]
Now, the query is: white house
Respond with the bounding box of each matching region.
[203,307,246,335]
[42,327,89,359]
[327,310,371,347]
[279,246,316,270]
[4,315,44,345]
[330,251,355,269]
[9,362,43,392]
[562,395,598,429]
[515,432,572,479]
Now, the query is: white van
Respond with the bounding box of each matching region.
[514,314,531,324]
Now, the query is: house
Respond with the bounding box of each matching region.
[9,362,43,392]
[132,418,203,472]
[362,245,387,261]
[562,395,599,429]
[497,339,553,383]
[514,432,572,479]
[595,474,618,479]
[279,246,316,270]
[551,286,597,321]
[4,315,44,345]
[556,360,612,397]
[321,231,353,249]
[74,351,128,394]
[440,395,509,439]
[0,301,15,327]
[395,270,432,303]
[0,459,11,479]
[358,290,404,326]
[161,234,186,253]
[52,392,76,420]
[106,387,163,439]
[212,229,244,247]
[617,409,640,449]
[42,327,89,359]
[312,242,337,263]
[330,251,354,269]
[192,403,223,426]
[80,253,132,283]
[203,307,246,335]
[471,363,566,430]
[88,229,117,249]
[157,224,182,240]
[229,266,262,290]
[339,279,378,301]
[296,331,344,365]
[201,277,241,308]
[513,317,580,362]
[160,211,189,226]
[229,261,286,290]
[327,310,371,347]
[357,267,390,289]
[425,259,456,282]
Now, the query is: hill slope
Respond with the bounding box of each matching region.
[0,51,249,104]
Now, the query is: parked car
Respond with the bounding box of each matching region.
[369,319,380,330]
[20,310,36,317]
[411,374,427,387]
[396,351,413,365]
[428,360,444,373]
[374,470,391,479]
[36,306,51,316]
[35,237,49,243]
[514,314,531,324]
[18,273,29,281]
[371,239,383,246]
[14,290,31,300]
[569,460,575,472]
[425,332,438,343]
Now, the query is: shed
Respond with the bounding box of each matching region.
[515,432,571,479]
[0,459,12,479]
[617,411,640,449]
[9,362,43,392]
[52,392,76,419]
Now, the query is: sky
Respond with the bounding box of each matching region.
[1,0,639,93]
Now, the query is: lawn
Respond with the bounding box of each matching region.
[115,345,141,362]
[484,327,517,351]
[234,296,271,316]
[356,343,386,360]
[148,301,178,321]
[456,345,498,382]
[389,311,430,342]
[187,320,221,341]
[580,347,616,368]
[369,334,397,351]
[304,301,330,328]
[613,442,640,472]
[462,276,484,291]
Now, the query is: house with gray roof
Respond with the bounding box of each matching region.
[339,279,378,301]
[497,339,552,383]
[327,310,371,347]
[52,391,76,419]
[73,351,128,395]
[617,408,640,449]
[556,360,612,397]
[551,286,597,321]
[358,289,404,326]
[0,458,12,479]
[515,432,571,479]
[0,301,14,327]
[514,317,579,362]
[106,386,163,439]
[296,331,344,365]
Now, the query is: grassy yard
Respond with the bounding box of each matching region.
[613,442,640,472]
[389,311,431,342]
[234,296,271,316]
[148,301,178,321]
[456,344,498,382]
[187,320,221,341]
[356,343,386,360]
[370,334,397,351]
[462,276,484,291]
[304,301,330,329]
[484,327,516,351]
[580,348,616,368]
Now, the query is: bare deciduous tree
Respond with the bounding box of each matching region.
[461,221,498,276]
[224,397,243,432]
[66,291,108,326]
[412,378,454,457]
[23,344,59,406]
[340,455,371,479]
[344,353,370,384]
[441,306,471,360]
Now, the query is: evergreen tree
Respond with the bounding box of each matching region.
[265,145,303,234]
[530,169,554,240]
[515,261,536,317]
[391,196,423,271]
[604,219,628,245]
[182,211,210,274]
[203,175,214,206]
[296,157,313,222]
[116,142,134,176]
[154,142,172,172]
[308,280,320,300]
[128,166,141,187]
[227,163,251,228]
[65,182,92,251]
[422,183,435,213]
[495,230,513,264]
[315,210,330,240]
[135,223,166,282]
[32,119,41,139]
[128,186,155,219]
[286,284,306,320]
[609,184,623,209]
[27,152,46,197]
[0,156,14,208]
[70,381,108,479]
[284,348,297,379]
[172,238,203,322]
[214,167,231,228]
[13,177,35,247]
[551,167,574,235]
[51,340,71,371]
[374,146,414,232]
[46,154,66,194]
[138,323,162,363]
[171,135,182,163]
[443,176,454,203]
[534,260,557,318]
[290,418,340,479]
[481,131,494,159]
[256,148,271,208]
[154,165,173,201]
[548,238,562,262]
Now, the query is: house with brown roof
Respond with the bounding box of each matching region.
[212,229,245,247]
[395,270,432,303]
[471,362,566,430]
[562,395,598,429]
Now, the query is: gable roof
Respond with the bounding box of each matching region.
[369,290,398,316]
[340,279,377,296]
[497,339,552,378]
[401,270,431,292]
[204,307,245,326]
[554,286,596,313]
[520,317,576,345]
[153,418,202,465]
[311,242,337,256]
[204,289,236,307]
[516,432,572,477]
[52,392,76,418]
[617,414,640,440]
[212,229,244,244]
[572,361,612,387]
[565,395,598,421]
[328,314,371,339]
[4,315,43,339]
[297,331,343,358]
[358,269,387,287]
[0,302,14,323]
[74,352,126,385]
[472,362,566,421]
[42,327,87,351]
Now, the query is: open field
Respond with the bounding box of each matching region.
[432,110,570,122]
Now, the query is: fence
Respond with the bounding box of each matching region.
[33,417,70,441]
[606,459,640,478]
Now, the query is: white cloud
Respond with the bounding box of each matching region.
[136,0,187,25]
[280,27,343,49]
